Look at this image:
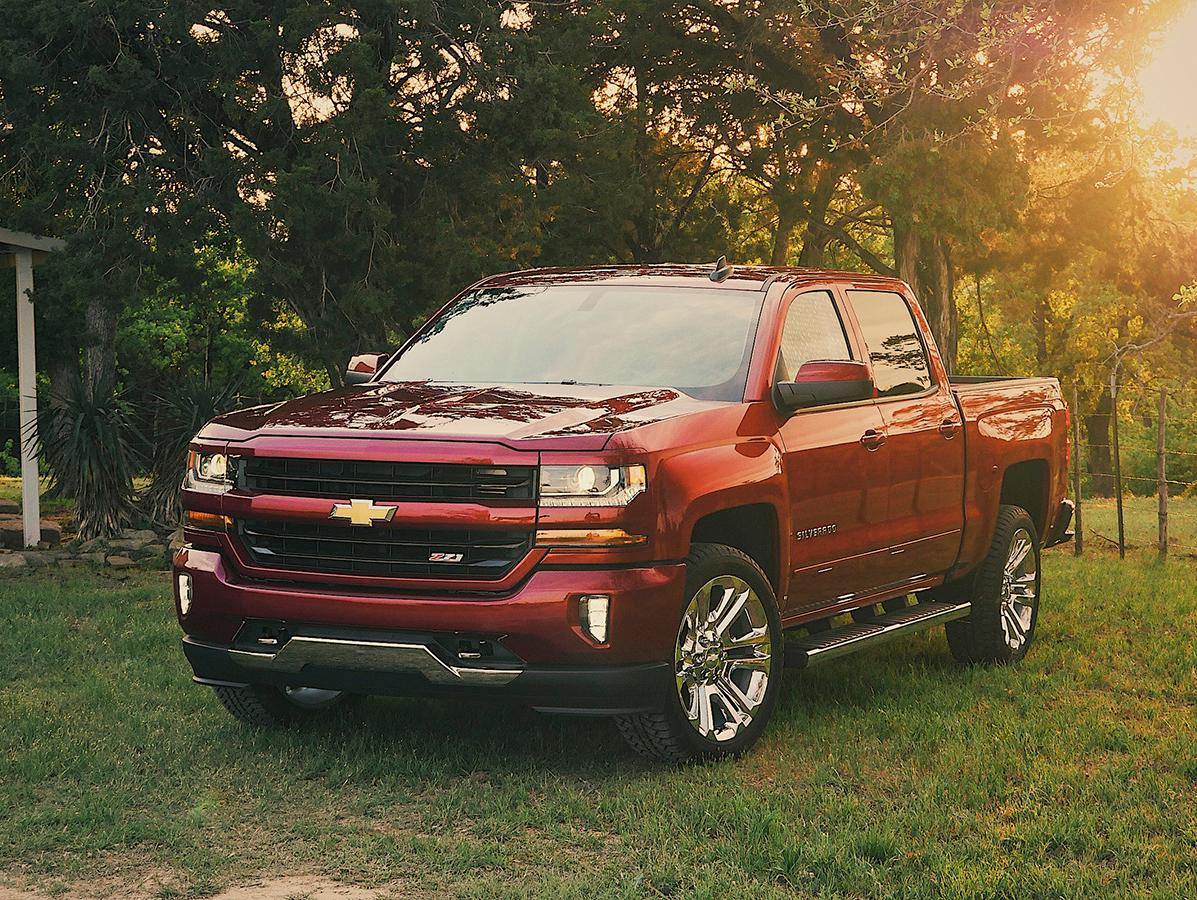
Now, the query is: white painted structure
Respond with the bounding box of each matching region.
[0,228,65,546]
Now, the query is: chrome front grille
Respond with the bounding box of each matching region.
[237,519,533,580]
[239,457,536,502]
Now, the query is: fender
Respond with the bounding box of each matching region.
[651,437,788,571]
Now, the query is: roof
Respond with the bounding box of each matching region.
[478,263,906,293]
[0,227,65,254]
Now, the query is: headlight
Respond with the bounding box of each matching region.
[185,450,232,493]
[539,464,646,507]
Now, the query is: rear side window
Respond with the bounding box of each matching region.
[776,291,853,381]
[849,290,933,398]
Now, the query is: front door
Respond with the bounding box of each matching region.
[774,290,890,614]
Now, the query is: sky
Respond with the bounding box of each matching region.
[1138,1,1197,139]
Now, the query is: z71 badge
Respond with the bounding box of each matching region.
[795,524,837,541]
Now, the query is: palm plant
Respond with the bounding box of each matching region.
[40,378,141,540]
[140,380,241,528]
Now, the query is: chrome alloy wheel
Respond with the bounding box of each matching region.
[675,575,772,743]
[282,686,344,709]
[999,528,1037,651]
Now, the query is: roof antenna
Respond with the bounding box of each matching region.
[709,255,733,283]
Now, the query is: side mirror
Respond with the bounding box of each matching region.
[773,360,873,413]
[345,353,386,386]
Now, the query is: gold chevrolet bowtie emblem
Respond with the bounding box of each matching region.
[329,498,396,527]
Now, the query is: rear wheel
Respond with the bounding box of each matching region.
[945,504,1041,665]
[616,543,782,764]
[213,683,356,728]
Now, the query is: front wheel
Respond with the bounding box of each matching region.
[212,683,357,728]
[945,504,1041,665]
[616,543,783,764]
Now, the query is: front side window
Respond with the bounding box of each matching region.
[381,284,765,402]
[775,291,853,381]
[849,290,933,398]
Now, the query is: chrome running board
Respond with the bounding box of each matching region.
[229,636,523,686]
[787,601,971,669]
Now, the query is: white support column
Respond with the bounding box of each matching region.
[14,248,40,547]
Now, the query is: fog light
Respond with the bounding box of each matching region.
[579,594,610,644]
[177,573,193,616]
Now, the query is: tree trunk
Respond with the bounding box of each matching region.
[1086,390,1113,497]
[770,203,798,266]
[892,221,957,373]
[796,164,840,267]
[82,296,117,398]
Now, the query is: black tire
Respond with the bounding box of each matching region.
[212,684,356,729]
[945,505,1041,665]
[615,543,783,764]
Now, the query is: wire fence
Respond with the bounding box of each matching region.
[1069,381,1197,560]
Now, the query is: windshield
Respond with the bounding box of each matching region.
[380,284,765,401]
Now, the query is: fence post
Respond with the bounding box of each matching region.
[1158,387,1168,559]
[1072,386,1083,556]
[1110,371,1125,559]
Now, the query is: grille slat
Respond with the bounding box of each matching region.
[240,457,535,501]
[238,519,533,580]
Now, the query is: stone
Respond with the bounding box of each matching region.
[0,499,18,514]
[121,529,158,543]
[17,551,49,567]
[169,527,185,551]
[132,543,166,560]
[0,516,61,549]
[77,538,105,552]
[107,537,150,552]
[80,551,108,565]
[106,555,136,569]
[0,552,27,569]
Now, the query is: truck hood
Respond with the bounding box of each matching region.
[204,381,722,450]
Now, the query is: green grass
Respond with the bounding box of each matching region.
[0,475,76,518]
[1080,494,1197,557]
[2,551,1196,898]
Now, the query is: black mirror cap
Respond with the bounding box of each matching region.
[773,377,874,413]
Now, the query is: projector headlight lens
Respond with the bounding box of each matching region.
[539,464,646,507]
[185,449,233,494]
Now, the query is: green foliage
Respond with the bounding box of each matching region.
[40,379,140,540]
[139,379,243,528]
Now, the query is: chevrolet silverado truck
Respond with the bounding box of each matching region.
[176,263,1073,763]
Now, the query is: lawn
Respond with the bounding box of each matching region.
[1,549,1195,898]
[1079,493,1197,557]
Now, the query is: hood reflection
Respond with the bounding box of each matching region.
[209,381,721,442]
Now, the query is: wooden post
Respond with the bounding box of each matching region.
[13,249,41,548]
[1158,387,1168,559]
[1072,386,1083,556]
[1110,372,1125,559]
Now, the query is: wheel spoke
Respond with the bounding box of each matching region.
[716,675,761,716]
[696,684,716,736]
[712,679,753,732]
[1006,537,1031,576]
[1003,605,1026,641]
[723,625,769,653]
[728,654,770,674]
[714,588,752,637]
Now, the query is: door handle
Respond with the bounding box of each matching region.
[860,428,886,451]
[938,418,962,439]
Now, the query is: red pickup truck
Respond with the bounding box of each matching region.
[176,263,1072,763]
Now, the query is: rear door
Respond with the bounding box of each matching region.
[774,289,890,614]
[845,289,965,585]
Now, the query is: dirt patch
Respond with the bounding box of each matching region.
[0,875,404,900]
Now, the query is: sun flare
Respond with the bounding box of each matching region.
[1138,1,1197,138]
